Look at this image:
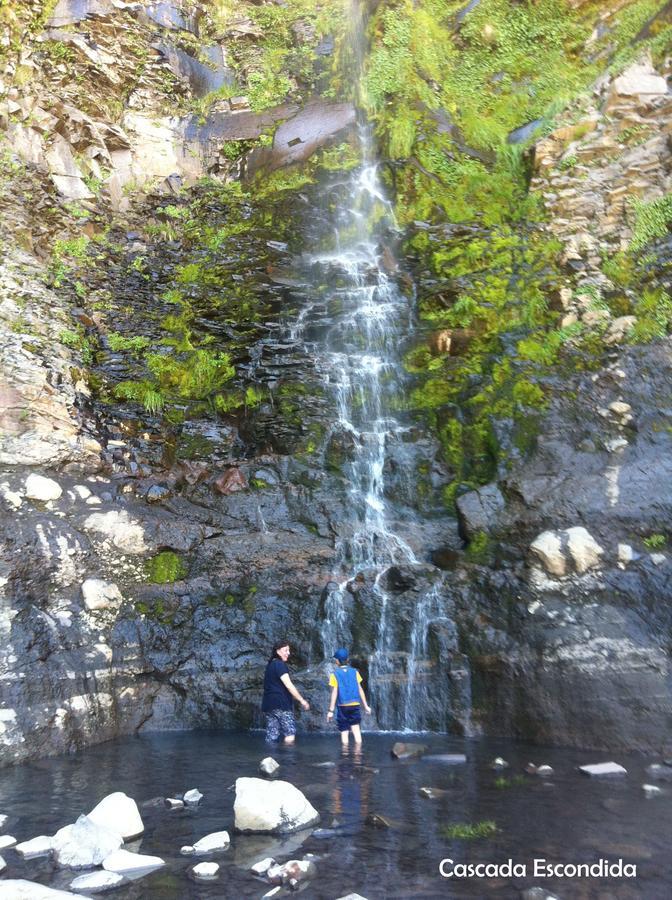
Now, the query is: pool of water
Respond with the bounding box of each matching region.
[0,732,668,898]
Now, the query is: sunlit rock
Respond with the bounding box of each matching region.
[530,531,567,577]
[52,815,122,868]
[565,527,603,574]
[102,848,165,874]
[15,835,53,858]
[259,757,280,777]
[192,831,230,853]
[25,474,62,502]
[70,870,125,893]
[81,579,123,611]
[234,778,319,834]
[192,861,219,878]
[87,792,144,840]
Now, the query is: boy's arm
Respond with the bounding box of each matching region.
[326,685,338,720]
[359,683,372,714]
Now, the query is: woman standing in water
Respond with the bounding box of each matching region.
[261,639,310,744]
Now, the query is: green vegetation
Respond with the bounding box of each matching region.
[494,775,526,789]
[146,551,188,584]
[630,194,672,253]
[643,533,667,550]
[442,820,497,840]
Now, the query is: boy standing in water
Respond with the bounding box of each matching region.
[327,648,371,745]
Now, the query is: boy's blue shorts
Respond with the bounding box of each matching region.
[336,705,361,732]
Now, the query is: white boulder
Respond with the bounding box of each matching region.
[15,835,53,858]
[80,579,123,612]
[25,474,62,502]
[102,849,165,874]
[52,815,122,868]
[530,531,566,577]
[0,881,82,898]
[183,788,202,804]
[0,813,7,828]
[192,831,230,853]
[579,761,627,777]
[642,784,662,797]
[565,526,603,574]
[87,792,144,840]
[234,777,319,834]
[0,834,16,849]
[70,870,125,892]
[259,757,280,776]
[192,861,219,878]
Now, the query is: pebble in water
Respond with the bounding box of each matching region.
[192,862,219,879]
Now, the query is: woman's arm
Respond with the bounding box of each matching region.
[280,673,310,710]
[359,684,372,714]
[326,685,338,720]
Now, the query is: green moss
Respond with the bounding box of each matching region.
[146,551,187,584]
[442,820,497,840]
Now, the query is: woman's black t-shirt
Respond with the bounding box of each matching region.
[262,659,293,712]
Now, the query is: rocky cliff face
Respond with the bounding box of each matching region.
[1,0,672,765]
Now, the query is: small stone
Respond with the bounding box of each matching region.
[419,787,448,799]
[193,861,219,878]
[183,788,203,804]
[565,526,603,574]
[73,485,92,500]
[259,757,280,777]
[391,742,428,760]
[609,401,631,416]
[642,784,662,797]
[15,835,53,857]
[25,473,62,502]
[0,834,17,849]
[525,763,538,775]
[70,871,125,892]
[181,845,195,854]
[262,888,282,899]
[81,579,123,611]
[192,831,230,853]
[579,761,627,777]
[618,543,636,564]
[0,814,7,829]
[605,437,628,452]
[165,798,184,810]
[145,484,171,503]
[366,813,392,829]
[335,895,369,900]
[530,531,566,577]
[491,757,509,769]
[536,765,554,776]
[250,856,275,876]
[650,553,667,566]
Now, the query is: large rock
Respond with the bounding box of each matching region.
[52,814,122,868]
[456,483,505,539]
[234,778,319,834]
[25,474,62,502]
[530,527,603,576]
[87,792,144,840]
[15,835,53,858]
[70,870,124,893]
[607,58,668,109]
[102,849,165,874]
[192,831,230,853]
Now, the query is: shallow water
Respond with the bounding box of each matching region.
[0,732,669,898]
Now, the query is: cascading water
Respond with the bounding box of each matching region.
[287,1,468,732]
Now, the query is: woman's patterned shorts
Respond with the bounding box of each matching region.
[265,709,297,742]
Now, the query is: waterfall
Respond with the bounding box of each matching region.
[289,0,458,731]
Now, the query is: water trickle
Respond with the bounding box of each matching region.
[286,1,461,731]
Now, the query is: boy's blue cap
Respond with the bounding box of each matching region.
[333,648,349,662]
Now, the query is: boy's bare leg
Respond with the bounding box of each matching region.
[351,723,363,745]
[340,728,350,747]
